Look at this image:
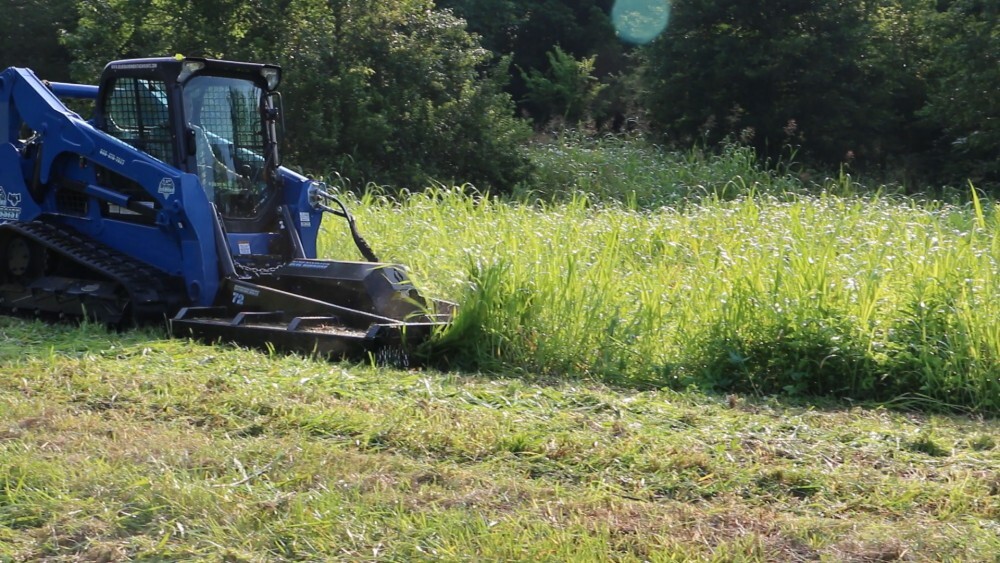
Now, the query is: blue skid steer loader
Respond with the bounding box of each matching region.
[0,57,451,363]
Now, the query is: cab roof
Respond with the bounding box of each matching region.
[100,57,282,91]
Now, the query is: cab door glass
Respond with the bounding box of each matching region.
[103,78,174,164]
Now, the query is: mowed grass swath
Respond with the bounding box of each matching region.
[321,150,1000,413]
[2,320,999,560]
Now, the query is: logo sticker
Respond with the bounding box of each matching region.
[158,177,176,196]
[0,185,22,220]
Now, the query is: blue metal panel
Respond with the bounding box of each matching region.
[227,232,282,257]
[280,167,321,258]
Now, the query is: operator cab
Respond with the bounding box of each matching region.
[96,57,283,232]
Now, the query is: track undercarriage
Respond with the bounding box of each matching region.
[0,221,184,326]
[0,220,449,363]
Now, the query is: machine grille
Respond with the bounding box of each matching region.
[103,77,174,164]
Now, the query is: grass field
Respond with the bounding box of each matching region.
[1,321,998,560]
[2,138,999,560]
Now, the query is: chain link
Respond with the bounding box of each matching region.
[235,260,284,278]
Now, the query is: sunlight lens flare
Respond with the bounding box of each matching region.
[612,0,670,45]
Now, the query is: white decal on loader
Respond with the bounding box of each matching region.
[99,148,125,166]
[0,185,22,220]
[233,285,261,297]
[158,177,175,195]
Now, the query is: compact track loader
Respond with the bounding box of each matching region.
[0,57,451,362]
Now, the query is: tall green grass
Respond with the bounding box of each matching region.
[516,133,806,206]
[318,142,1000,413]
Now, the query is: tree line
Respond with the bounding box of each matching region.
[1,0,997,192]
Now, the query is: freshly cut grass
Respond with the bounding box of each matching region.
[322,188,1000,413]
[0,319,998,560]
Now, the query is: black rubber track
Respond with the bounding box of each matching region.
[0,220,184,325]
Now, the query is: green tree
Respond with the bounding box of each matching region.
[863,0,939,172]
[63,0,279,79]
[63,0,531,192]
[640,0,890,165]
[438,0,629,125]
[276,0,531,190]
[0,0,77,81]
[521,46,606,124]
[920,0,999,185]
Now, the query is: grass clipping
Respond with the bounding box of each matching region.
[0,322,997,560]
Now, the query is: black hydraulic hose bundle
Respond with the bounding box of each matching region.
[310,187,380,263]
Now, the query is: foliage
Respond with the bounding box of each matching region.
[520,46,606,124]
[0,0,78,81]
[62,0,532,192]
[920,0,1000,186]
[439,0,621,77]
[319,139,1000,414]
[12,0,996,192]
[276,0,533,191]
[635,0,998,189]
[439,0,632,127]
[640,0,887,164]
[517,133,803,206]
